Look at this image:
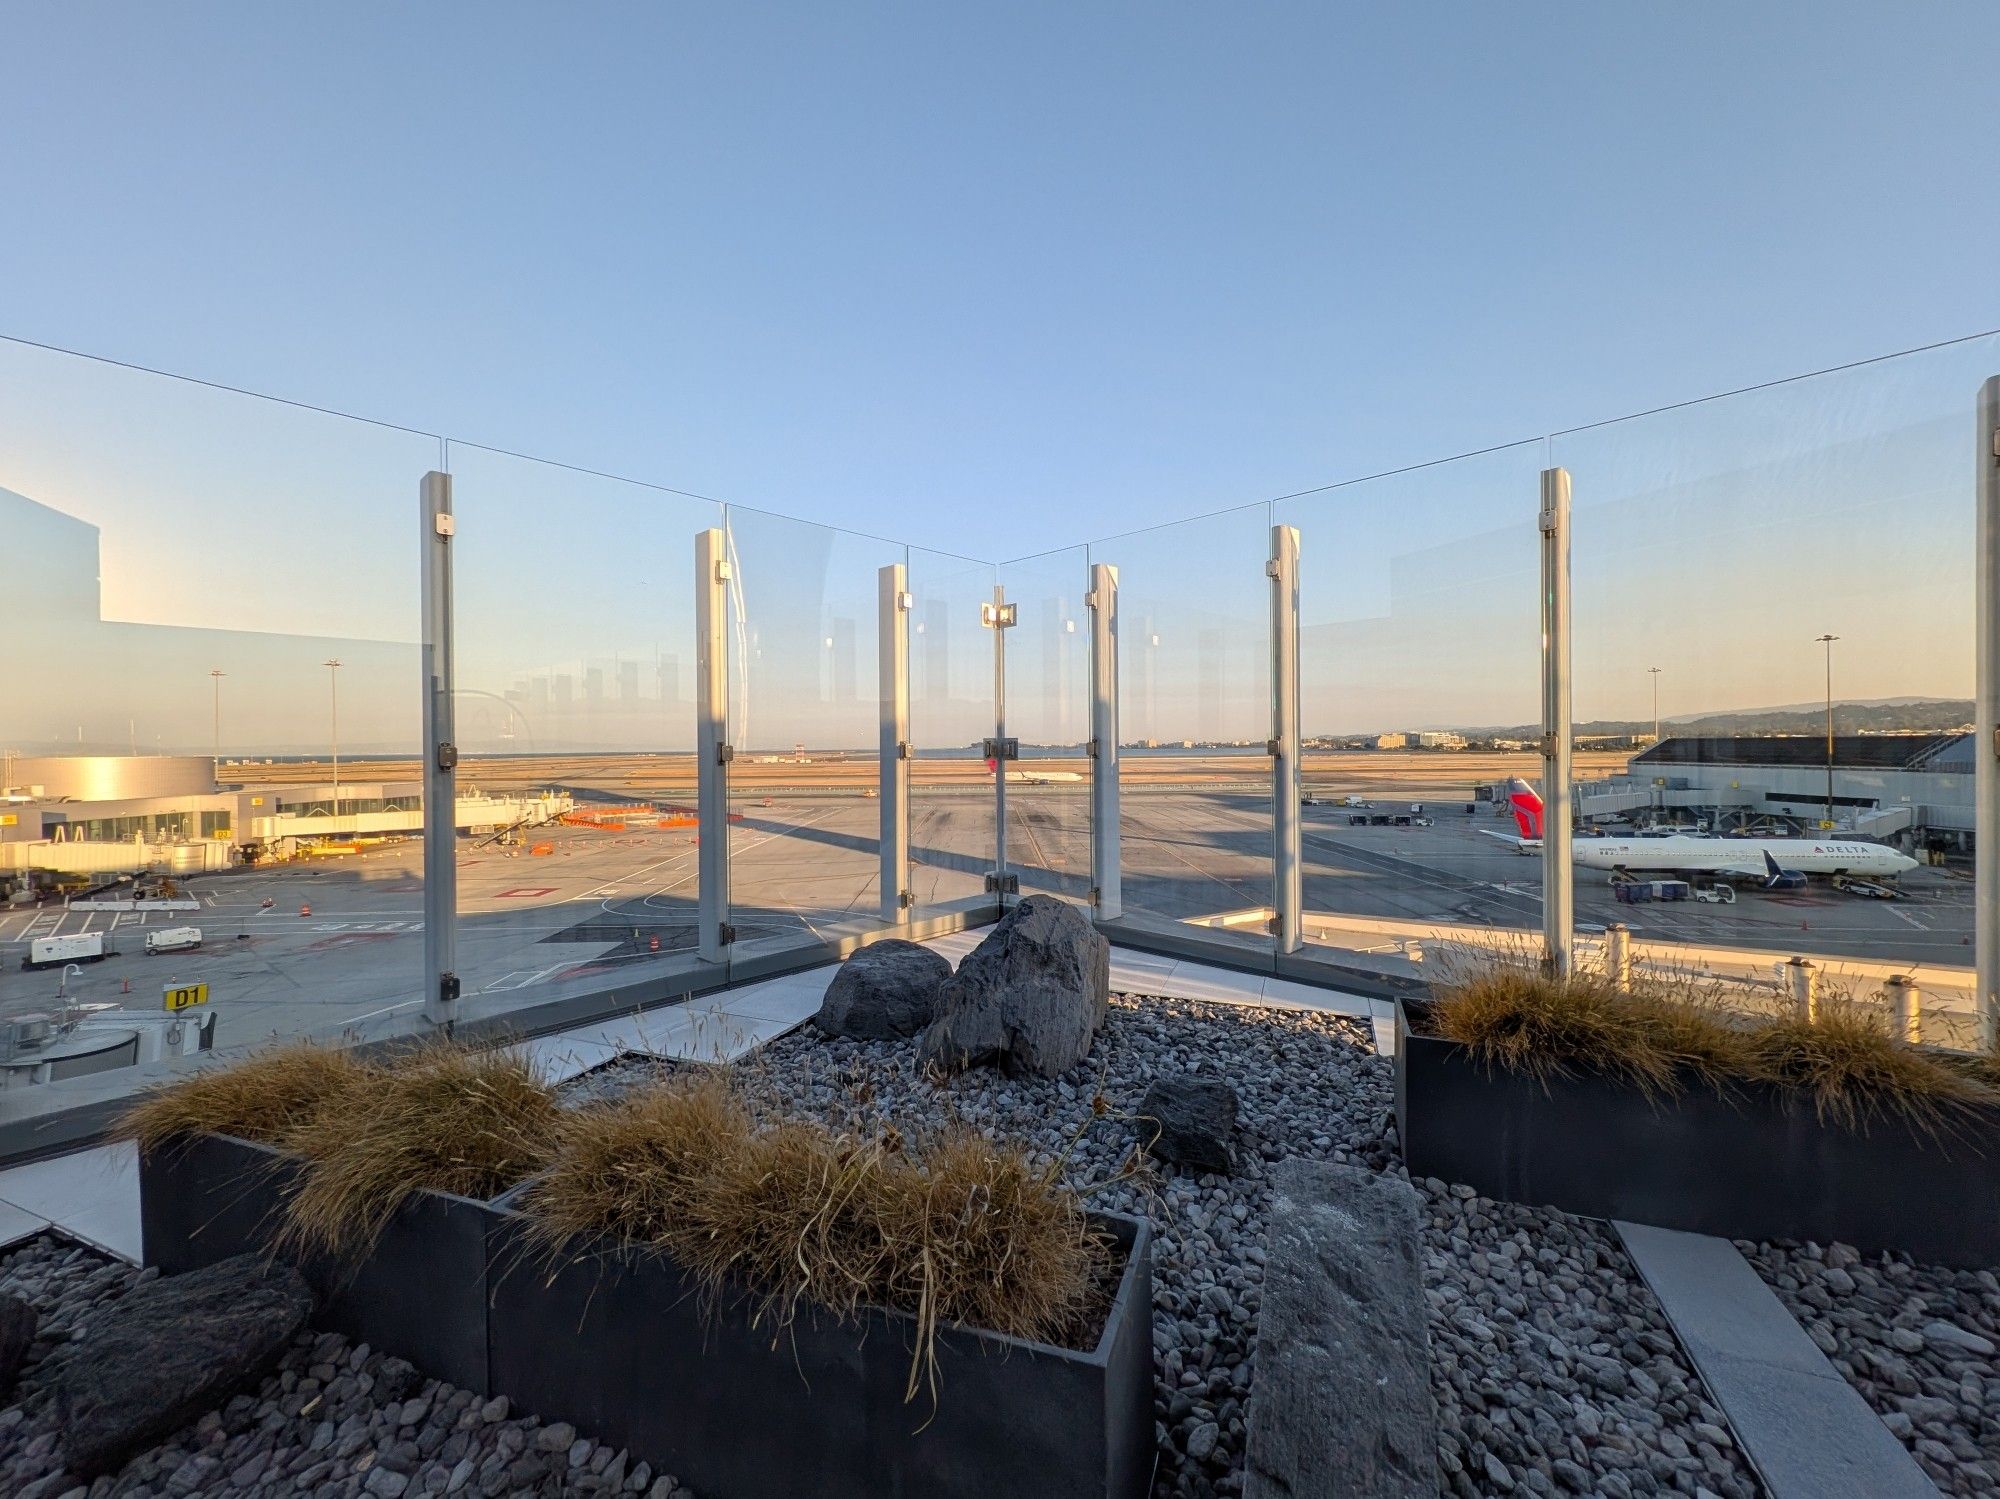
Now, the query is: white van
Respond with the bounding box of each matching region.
[145,927,203,955]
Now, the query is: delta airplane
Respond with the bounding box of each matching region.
[1481,780,1920,887]
[987,757,1084,785]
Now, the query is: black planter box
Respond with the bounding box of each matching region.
[1396,998,2000,1268]
[138,1132,504,1393]
[485,1196,1155,1499]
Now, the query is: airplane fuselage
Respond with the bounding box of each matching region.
[1572,836,1917,880]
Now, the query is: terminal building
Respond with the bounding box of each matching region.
[0,755,569,894]
[1575,734,1974,852]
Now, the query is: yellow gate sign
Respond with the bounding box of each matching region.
[163,982,210,1013]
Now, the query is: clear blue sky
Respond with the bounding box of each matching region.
[3,1,1996,566]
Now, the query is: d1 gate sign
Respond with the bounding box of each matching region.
[163,982,210,1013]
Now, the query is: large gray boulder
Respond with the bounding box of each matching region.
[814,939,952,1041]
[920,896,1110,1078]
[55,1253,315,1476]
[1243,1161,1438,1498]
[1136,1076,1238,1175]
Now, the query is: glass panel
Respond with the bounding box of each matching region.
[1276,444,1546,977]
[444,444,721,1020]
[723,506,901,962]
[1558,336,1995,1044]
[0,337,437,1127]
[1095,507,1273,938]
[907,548,997,917]
[997,547,1093,901]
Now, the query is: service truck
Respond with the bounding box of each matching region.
[145,926,203,955]
[24,932,113,970]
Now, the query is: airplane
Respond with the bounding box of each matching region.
[1478,778,1545,853]
[1482,782,1920,888]
[988,758,1084,785]
[1573,837,1918,887]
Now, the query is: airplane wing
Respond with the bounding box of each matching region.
[1477,829,1536,848]
[1716,864,1768,881]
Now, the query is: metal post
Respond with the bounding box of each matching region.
[1885,974,1921,1045]
[983,590,1017,902]
[1605,922,1631,993]
[1270,525,1302,952]
[419,471,458,1027]
[879,563,911,923]
[1088,562,1122,920]
[1786,956,1818,1023]
[697,528,732,963]
[1979,376,2000,1051]
[1540,468,1574,976]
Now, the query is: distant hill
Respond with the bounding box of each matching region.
[1472,699,1973,741]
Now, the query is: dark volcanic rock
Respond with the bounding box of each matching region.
[53,1252,314,1476]
[1136,1076,1239,1174]
[919,895,1110,1077]
[1245,1160,1438,1498]
[0,1291,35,1400]
[813,939,951,1041]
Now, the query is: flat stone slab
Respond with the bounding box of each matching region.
[1244,1160,1438,1498]
[1614,1221,1937,1499]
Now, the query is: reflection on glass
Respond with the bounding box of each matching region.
[722,507,901,958]
[0,337,437,1103]
[444,444,719,1018]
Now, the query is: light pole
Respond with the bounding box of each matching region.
[1647,665,1661,745]
[323,658,343,813]
[1815,634,1838,826]
[209,669,226,767]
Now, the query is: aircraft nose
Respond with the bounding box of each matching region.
[1896,852,1921,872]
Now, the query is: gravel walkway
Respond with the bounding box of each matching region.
[569,993,1763,1499]
[0,1234,697,1499]
[1742,1238,2000,1496]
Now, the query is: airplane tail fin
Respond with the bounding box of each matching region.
[1507,778,1544,840]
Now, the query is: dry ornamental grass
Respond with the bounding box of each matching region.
[523,1074,1109,1404]
[115,1041,376,1154]
[279,1045,559,1260]
[1429,960,1999,1132]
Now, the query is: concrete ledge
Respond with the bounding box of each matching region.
[1614,1221,1937,1499]
[1244,1160,1438,1498]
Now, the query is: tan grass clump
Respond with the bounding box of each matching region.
[523,1075,1107,1402]
[1741,1001,1989,1131]
[281,1045,558,1260]
[1429,961,1999,1129]
[115,1041,376,1154]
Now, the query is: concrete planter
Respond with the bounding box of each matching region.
[486,1197,1156,1499]
[137,1132,503,1394]
[1396,998,2000,1268]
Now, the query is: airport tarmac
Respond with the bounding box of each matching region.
[1,758,1966,1084]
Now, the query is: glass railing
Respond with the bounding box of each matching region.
[444,442,721,1017]
[1557,334,1996,1041]
[907,548,998,918]
[1274,442,1545,982]
[720,506,902,968]
[5,326,1998,1145]
[995,547,1093,902]
[1091,506,1274,949]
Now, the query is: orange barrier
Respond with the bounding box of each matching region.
[529,842,554,856]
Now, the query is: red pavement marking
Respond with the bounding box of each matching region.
[497,887,557,899]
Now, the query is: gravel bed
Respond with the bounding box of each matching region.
[569,994,1763,1499]
[1417,1183,1759,1499]
[1742,1238,2000,1495]
[0,1233,699,1499]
